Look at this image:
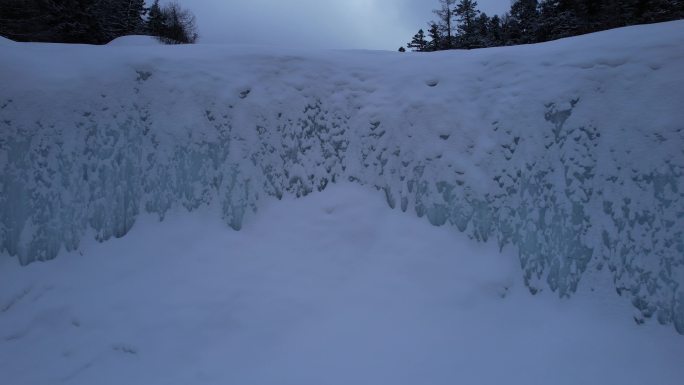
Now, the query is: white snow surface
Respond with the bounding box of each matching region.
[1,183,682,385]
[106,35,161,46]
[1,21,683,335]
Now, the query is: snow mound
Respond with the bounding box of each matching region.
[106,35,161,46]
[1,21,683,334]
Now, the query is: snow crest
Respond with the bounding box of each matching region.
[1,22,683,333]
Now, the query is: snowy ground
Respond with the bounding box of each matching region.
[1,184,682,385]
[2,21,684,332]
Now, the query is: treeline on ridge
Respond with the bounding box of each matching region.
[0,0,198,44]
[402,0,684,52]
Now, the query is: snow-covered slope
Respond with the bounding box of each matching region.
[1,21,683,334]
[0,36,15,45]
[1,184,682,385]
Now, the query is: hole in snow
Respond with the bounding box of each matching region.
[425,79,439,87]
[112,344,138,355]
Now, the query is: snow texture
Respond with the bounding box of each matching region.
[1,183,682,385]
[1,21,683,333]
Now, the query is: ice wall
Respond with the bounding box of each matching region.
[1,22,683,333]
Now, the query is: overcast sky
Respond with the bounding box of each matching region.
[173,0,511,50]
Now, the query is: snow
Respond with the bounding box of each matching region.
[106,35,161,46]
[1,183,682,385]
[1,19,683,336]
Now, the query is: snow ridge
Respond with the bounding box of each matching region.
[1,22,683,333]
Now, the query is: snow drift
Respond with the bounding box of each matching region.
[1,22,683,333]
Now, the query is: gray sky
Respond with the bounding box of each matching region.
[172,0,511,50]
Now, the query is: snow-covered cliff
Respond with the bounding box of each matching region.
[1,22,683,333]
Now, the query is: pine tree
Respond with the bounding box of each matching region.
[0,0,198,44]
[537,0,579,41]
[487,15,503,46]
[601,0,631,28]
[509,0,540,44]
[427,22,442,51]
[499,13,515,45]
[92,0,145,42]
[408,29,428,51]
[58,0,101,43]
[0,0,99,43]
[632,0,681,23]
[159,1,198,44]
[125,0,146,33]
[404,0,683,51]
[147,0,166,37]
[454,0,480,49]
[398,46,406,52]
[474,13,491,47]
[433,0,457,49]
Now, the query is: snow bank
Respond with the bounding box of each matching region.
[1,21,683,333]
[106,35,161,46]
